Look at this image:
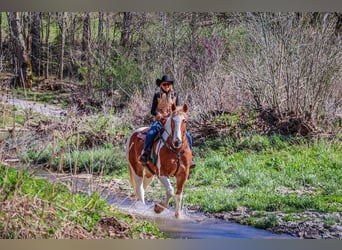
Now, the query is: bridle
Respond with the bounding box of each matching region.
[159,112,189,176]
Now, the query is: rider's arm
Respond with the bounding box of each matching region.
[151,92,159,116]
[175,92,180,106]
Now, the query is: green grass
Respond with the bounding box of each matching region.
[0,165,165,239]
[60,132,340,217]
[0,105,26,127]
[20,113,131,175]
[184,135,342,214]
[21,143,127,175]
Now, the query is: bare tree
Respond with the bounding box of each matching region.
[58,12,66,80]
[82,12,93,92]
[7,12,33,87]
[98,12,104,44]
[230,13,342,126]
[82,12,91,57]
[120,12,133,48]
[44,12,51,79]
[0,13,2,62]
[30,12,41,76]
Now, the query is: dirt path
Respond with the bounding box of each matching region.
[0,95,67,118]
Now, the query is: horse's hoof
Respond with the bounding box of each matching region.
[175,212,182,219]
[154,203,164,214]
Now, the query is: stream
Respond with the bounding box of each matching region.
[37,172,296,239]
[104,193,295,239]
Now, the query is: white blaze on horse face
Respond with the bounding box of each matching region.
[172,115,184,148]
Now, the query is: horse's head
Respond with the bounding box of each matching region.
[165,103,189,149]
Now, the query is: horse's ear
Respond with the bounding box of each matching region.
[172,102,177,111]
[183,103,189,113]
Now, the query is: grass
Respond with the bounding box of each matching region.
[21,143,127,175]
[19,112,131,176]
[0,105,26,127]
[184,134,342,214]
[34,127,338,217]
[0,165,165,239]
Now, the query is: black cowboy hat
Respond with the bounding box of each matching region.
[156,75,174,87]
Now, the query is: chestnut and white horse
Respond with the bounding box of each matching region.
[126,103,192,218]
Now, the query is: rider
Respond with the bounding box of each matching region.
[139,74,195,168]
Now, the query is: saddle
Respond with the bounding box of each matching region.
[137,127,164,166]
[137,127,150,140]
[137,127,164,141]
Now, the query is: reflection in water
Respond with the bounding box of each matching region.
[37,173,295,239]
[103,188,295,239]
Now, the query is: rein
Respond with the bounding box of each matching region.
[160,129,188,176]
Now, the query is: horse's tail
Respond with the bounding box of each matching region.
[125,134,136,195]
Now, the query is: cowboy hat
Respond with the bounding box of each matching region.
[156,75,174,87]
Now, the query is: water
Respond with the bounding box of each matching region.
[37,170,296,239]
[103,190,295,239]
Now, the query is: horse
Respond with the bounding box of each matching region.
[125,103,192,218]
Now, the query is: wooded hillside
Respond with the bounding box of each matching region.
[1,12,341,134]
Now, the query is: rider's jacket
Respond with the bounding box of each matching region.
[150,91,179,118]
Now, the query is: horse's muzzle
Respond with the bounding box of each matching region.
[173,139,182,148]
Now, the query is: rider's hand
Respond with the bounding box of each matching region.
[155,112,162,121]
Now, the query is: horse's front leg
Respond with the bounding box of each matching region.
[174,173,188,219]
[175,193,183,219]
[154,176,174,214]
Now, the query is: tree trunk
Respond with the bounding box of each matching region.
[7,12,33,88]
[44,12,50,79]
[30,12,41,76]
[0,13,2,60]
[59,12,65,80]
[98,12,104,44]
[82,12,92,92]
[82,12,91,58]
[120,12,133,48]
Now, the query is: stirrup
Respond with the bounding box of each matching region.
[139,152,150,165]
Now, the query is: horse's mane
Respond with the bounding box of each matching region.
[171,106,188,120]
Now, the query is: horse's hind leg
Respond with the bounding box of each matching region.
[128,164,146,204]
[143,175,153,190]
[133,173,146,204]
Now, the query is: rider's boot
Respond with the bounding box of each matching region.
[139,143,152,166]
[139,150,150,165]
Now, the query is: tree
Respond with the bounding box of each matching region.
[58,12,66,80]
[30,12,41,76]
[82,12,93,92]
[230,13,342,125]
[0,13,2,61]
[44,12,51,79]
[82,12,91,56]
[97,12,104,45]
[7,12,33,88]
[120,12,132,48]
